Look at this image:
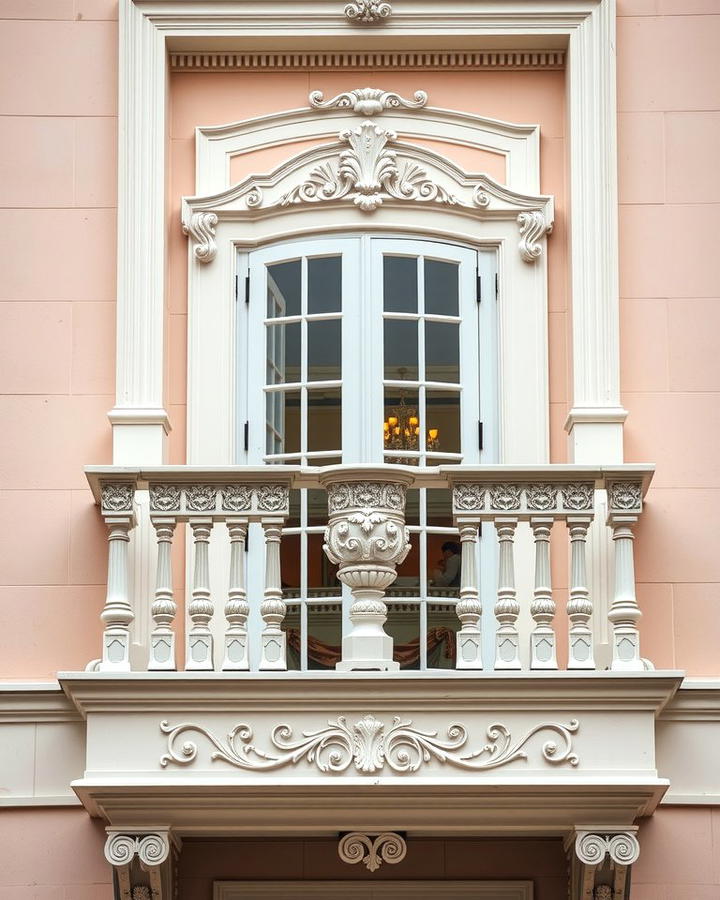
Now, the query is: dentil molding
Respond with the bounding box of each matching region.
[338,832,407,872]
[159,715,579,773]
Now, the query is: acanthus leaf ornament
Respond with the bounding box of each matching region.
[608,481,642,512]
[182,210,218,263]
[101,482,135,513]
[562,482,594,511]
[310,87,427,116]
[517,210,552,262]
[344,1,392,23]
[453,483,485,512]
[149,483,181,512]
[159,715,579,773]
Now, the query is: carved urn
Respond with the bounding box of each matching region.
[320,467,413,671]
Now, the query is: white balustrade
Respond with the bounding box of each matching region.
[88,466,653,676]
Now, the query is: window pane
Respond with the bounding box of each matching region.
[426,489,453,527]
[425,320,460,383]
[383,255,418,313]
[267,260,301,318]
[284,601,301,671]
[426,389,460,454]
[308,533,341,598]
[307,388,341,452]
[280,534,301,598]
[307,602,342,670]
[405,488,420,526]
[392,541,420,595]
[384,319,418,381]
[266,389,300,455]
[308,319,341,382]
[385,603,421,670]
[266,321,300,384]
[308,256,342,314]
[425,259,459,317]
[427,603,459,669]
[307,489,328,526]
[287,489,301,528]
[384,386,420,459]
[428,534,462,596]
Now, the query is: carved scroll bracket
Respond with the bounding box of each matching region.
[105,830,177,900]
[567,828,640,900]
[310,87,427,116]
[338,832,407,871]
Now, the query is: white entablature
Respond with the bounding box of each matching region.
[181,118,554,264]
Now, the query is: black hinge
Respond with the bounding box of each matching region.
[243,420,249,451]
[495,272,499,298]
[476,272,482,303]
[245,274,250,304]
[234,274,239,302]
[478,421,484,450]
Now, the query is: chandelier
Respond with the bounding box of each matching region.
[383,390,440,455]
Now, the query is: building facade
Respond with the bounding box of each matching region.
[1,1,719,897]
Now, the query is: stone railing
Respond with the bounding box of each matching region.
[85,464,654,675]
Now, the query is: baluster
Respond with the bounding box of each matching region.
[494,517,520,670]
[185,519,214,670]
[530,517,557,670]
[259,519,287,670]
[609,516,644,671]
[567,516,595,669]
[99,516,135,672]
[455,518,482,669]
[223,519,250,671]
[148,518,177,670]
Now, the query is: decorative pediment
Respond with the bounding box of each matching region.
[182,121,554,264]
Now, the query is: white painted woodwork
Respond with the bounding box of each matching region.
[186,520,215,671]
[223,520,250,671]
[455,519,483,670]
[494,519,521,671]
[609,518,644,672]
[259,521,287,671]
[530,518,557,670]
[148,518,177,671]
[99,517,135,673]
[567,517,595,670]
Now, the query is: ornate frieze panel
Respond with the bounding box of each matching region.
[607,480,643,515]
[147,482,290,519]
[451,482,596,518]
[159,715,579,773]
[338,832,407,871]
[100,482,135,514]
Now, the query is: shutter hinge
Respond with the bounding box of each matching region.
[243,421,249,451]
[495,272,499,299]
[478,421,484,451]
[245,274,250,304]
[476,272,482,303]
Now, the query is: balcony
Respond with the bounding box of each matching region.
[58,463,681,838]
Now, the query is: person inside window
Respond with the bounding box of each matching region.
[431,541,462,587]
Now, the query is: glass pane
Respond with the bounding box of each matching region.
[385,603,421,670]
[391,540,420,595]
[284,601,301,671]
[267,260,301,318]
[287,489,301,528]
[308,533,341,598]
[280,535,301,598]
[308,388,341,452]
[428,534,461,596]
[308,256,342,314]
[266,321,300,384]
[307,489,328,526]
[308,319,341,382]
[426,389,460,454]
[307,602,342,670]
[426,489,453,527]
[425,320,460,383]
[383,386,420,460]
[427,602,459,669]
[425,259,459,316]
[266,389,300,455]
[384,319,418,381]
[383,255,418,313]
[405,488,420,526]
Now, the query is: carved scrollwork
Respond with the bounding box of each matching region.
[608,481,642,512]
[185,484,217,512]
[338,832,407,872]
[453,483,485,512]
[309,87,427,116]
[220,484,253,512]
[327,481,406,512]
[104,832,170,868]
[344,0,392,23]
[149,483,181,512]
[160,715,579,773]
[182,210,218,263]
[100,482,135,512]
[575,831,640,867]
[561,482,594,511]
[526,483,557,511]
[517,210,552,262]
[256,483,290,512]
[324,515,410,566]
[488,483,522,511]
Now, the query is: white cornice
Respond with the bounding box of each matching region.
[170,49,566,71]
[658,680,720,722]
[0,683,82,723]
[59,671,682,717]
